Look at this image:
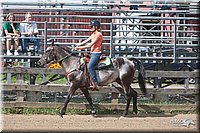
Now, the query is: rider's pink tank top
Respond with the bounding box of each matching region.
[91,32,102,53]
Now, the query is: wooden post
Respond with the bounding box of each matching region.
[195,77,199,104]
[152,63,168,101]
[16,73,25,101]
[111,92,119,104]
[26,59,42,102]
[6,72,11,84]
[184,77,189,89]
[6,65,12,84]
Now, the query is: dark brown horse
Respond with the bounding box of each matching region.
[37,41,147,117]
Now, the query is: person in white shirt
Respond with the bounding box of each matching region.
[20,12,40,55]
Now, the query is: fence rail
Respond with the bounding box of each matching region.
[1,67,198,103]
[1,84,198,95]
[1,67,199,77]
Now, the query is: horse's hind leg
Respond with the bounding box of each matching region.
[123,91,132,116]
[80,88,96,115]
[59,86,77,118]
[115,79,132,116]
[130,87,138,114]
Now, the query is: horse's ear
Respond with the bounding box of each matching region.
[51,39,55,46]
[47,38,55,46]
[46,46,54,51]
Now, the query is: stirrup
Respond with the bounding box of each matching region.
[89,85,99,91]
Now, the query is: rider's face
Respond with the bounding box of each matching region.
[90,26,96,32]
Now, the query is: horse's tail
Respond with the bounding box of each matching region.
[130,58,147,95]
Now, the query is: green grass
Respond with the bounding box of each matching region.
[34,74,66,84]
[2,108,115,115]
[2,107,197,115]
[0,73,67,84]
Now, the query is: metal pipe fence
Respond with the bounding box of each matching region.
[1,20,199,63]
[0,1,199,63]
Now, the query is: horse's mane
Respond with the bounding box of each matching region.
[54,44,80,57]
[61,45,72,54]
[48,39,78,57]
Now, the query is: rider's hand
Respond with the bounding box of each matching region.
[75,43,82,46]
[75,46,80,50]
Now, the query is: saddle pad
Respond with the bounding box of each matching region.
[80,56,111,69]
[98,57,111,67]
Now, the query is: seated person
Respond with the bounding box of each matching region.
[20,12,40,55]
[3,12,20,55]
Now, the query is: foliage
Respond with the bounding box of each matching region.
[2,107,197,115]
[0,73,66,84]
[48,63,62,69]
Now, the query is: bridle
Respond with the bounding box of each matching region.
[43,45,82,77]
[45,46,72,67]
[57,53,72,64]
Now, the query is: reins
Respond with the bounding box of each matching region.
[49,45,84,77]
[57,54,72,64]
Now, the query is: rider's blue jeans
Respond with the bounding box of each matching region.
[21,36,40,53]
[87,53,101,85]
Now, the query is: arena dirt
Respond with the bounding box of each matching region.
[2,114,198,132]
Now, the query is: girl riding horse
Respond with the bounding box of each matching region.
[75,20,102,90]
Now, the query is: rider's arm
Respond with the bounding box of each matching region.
[76,35,92,46]
[75,33,100,49]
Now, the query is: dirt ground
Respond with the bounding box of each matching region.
[2,113,198,132]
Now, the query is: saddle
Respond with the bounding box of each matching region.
[79,53,112,91]
[79,54,112,70]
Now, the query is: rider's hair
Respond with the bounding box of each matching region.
[95,27,101,32]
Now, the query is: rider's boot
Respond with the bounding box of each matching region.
[89,81,98,91]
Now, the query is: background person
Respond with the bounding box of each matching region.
[3,12,20,55]
[20,12,40,55]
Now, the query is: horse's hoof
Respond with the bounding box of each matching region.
[120,116,125,118]
[123,111,128,117]
[59,113,63,118]
[91,113,97,117]
[59,111,65,118]
[133,109,138,115]
[90,110,96,115]
[134,111,138,115]
[59,109,66,118]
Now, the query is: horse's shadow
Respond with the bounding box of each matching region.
[92,113,175,118]
[84,104,176,118]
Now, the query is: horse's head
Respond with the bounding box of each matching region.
[37,46,57,67]
[37,40,57,67]
[38,39,75,67]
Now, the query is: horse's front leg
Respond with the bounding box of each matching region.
[80,88,96,115]
[130,87,138,114]
[59,85,77,118]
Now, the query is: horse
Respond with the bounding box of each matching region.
[37,40,147,117]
